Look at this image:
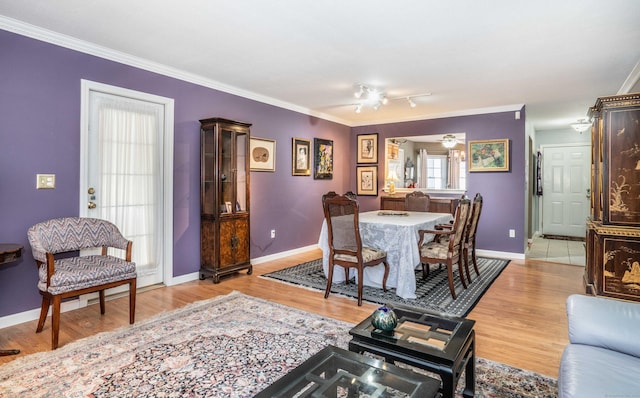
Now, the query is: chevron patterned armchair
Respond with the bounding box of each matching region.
[27,217,137,349]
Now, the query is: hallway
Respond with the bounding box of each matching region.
[526,235,586,266]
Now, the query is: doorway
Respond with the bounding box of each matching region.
[79,80,174,291]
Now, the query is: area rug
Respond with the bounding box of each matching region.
[0,291,555,397]
[262,257,510,317]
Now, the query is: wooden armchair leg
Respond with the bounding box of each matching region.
[51,295,62,350]
[129,279,136,324]
[36,294,50,333]
[324,264,334,299]
[99,290,106,315]
[446,264,457,299]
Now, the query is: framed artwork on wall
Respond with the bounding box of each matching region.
[292,137,311,176]
[357,133,378,164]
[356,166,378,196]
[250,137,276,172]
[468,139,510,172]
[314,138,333,179]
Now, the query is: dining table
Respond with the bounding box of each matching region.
[318,210,453,300]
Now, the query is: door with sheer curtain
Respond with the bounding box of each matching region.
[80,81,173,289]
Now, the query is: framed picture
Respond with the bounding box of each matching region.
[468,139,510,172]
[357,133,378,164]
[225,201,233,213]
[314,138,333,179]
[292,137,311,176]
[356,166,378,196]
[250,137,276,172]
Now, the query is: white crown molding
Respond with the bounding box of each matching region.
[0,16,352,126]
[618,59,640,94]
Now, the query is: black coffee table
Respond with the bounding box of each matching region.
[348,303,475,398]
[254,345,441,397]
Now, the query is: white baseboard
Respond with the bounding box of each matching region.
[0,244,517,328]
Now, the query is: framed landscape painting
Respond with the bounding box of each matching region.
[357,133,378,164]
[468,139,509,172]
[356,166,378,196]
[314,138,333,179]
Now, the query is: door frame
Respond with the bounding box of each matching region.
[538,143,590,237]
[79,79,174,288]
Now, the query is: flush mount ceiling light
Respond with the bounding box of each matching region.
[570,119,592,133]
[352,84,430,113]
[442,134,458,148]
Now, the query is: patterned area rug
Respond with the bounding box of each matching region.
[0,291,555,397]
[262,257,510,316]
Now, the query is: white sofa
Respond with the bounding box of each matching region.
[558,294,640,397]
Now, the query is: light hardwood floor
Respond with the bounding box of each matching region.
[0,248,584,378]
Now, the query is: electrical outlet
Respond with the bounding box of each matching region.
[36,174,56,189]
[509,229,515,238]
[270,229,276,239]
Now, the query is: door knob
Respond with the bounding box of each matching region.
[88,201,97,209]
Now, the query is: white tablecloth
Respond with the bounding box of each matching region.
[318,211,453,299]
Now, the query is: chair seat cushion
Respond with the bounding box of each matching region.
[334,246,386,264]
[38,255,137,295]
[420,242,458,259]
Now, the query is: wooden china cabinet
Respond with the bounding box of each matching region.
[584,93,640,302]
[199,118,252,283]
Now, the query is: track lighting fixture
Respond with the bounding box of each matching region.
[351,84,431,113]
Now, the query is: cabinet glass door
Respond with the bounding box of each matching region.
[236,132,247,212]
[202,131,215,215]
[220,128,233,215]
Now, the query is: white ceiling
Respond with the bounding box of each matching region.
[1,0,639,130]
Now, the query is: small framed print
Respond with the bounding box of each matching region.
[468,139,509,172]
[314,138,333,179]
[292,138,311,176]
[357,133,378,164]
[250,137,276,172]
[356,166,378,196]
[225,201,233,213]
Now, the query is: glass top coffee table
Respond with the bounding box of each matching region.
[254,345,441,397]
[348,303,476,398]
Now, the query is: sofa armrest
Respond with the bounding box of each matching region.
[567,294,640,358]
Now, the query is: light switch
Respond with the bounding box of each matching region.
[36,174,56,189]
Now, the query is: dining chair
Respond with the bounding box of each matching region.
[404,191,431,212]
[322,192,389,306]
[464,193,483,279]
[417,198,471,299]
[27,217,137,349]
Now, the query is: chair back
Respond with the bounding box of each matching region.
[405,191,430,212]
[27,217,129,263]
[322,192,362,260]
[448,199,471,251]
[466,193,483,242]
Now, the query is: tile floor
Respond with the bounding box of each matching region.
[526,235,586,266]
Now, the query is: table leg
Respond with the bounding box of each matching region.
[462,332,475,398]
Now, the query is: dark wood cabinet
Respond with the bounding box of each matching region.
[585,93,640,301]
[380,194,459,214]
[199,118,252,283]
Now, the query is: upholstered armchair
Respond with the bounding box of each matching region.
[27,217,137,349]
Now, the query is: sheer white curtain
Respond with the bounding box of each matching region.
[90,93,162,273]
[448,149,462,189]
[418,148,428,188]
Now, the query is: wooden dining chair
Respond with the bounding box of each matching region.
[405,191,431,212]
[417,198,471,299]
[463,193,483,279]
[322,192,389,306]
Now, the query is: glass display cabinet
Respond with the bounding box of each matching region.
[200,118,251,283]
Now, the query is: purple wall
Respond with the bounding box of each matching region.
[351,111,526,255]
[0,29,525,319]
[0,30,351,316]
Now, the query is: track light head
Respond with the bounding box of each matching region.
[407,97,417,108]
[355,103,363,113]
[354,85,364,99]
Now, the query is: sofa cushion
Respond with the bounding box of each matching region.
[559,343,640,398]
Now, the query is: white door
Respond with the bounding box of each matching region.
[80,80,174,289]
[542,144,590,237]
